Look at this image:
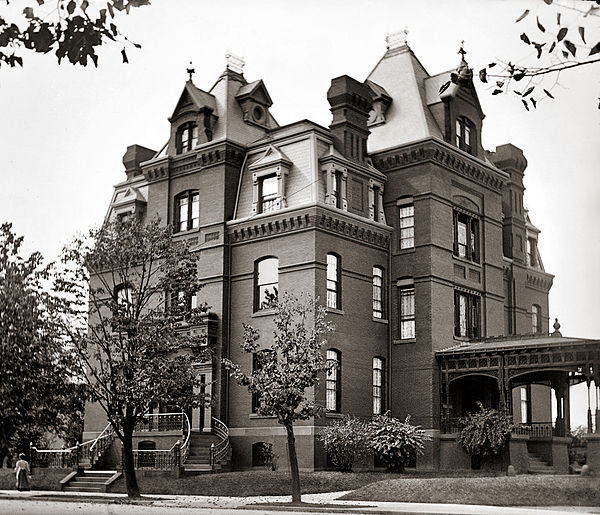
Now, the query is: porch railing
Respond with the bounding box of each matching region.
[210,416,230,469]
[513,422,566,438]
[31,421,114,469]
[131,411,191,471]
[134,412,185,432]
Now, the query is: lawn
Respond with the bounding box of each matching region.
[109,470,399,496]
[0,468,65,491]
[342,475,600,507]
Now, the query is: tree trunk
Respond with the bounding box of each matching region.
[122,419,140,498]
[285,422,301,504]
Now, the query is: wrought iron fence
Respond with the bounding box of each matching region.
[134,412,185,432]
[513,422,565,437]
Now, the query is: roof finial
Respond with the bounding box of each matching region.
[552,318,562,337]
[458,40,466,56]
[386,27,409,50]
[225,50,245,74]
[186,61,195,82]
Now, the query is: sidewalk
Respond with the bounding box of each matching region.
[1,489,599,514]
[0,490,600,515]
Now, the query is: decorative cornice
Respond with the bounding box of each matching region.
[371,139,505,193]
[526,270,553,292]
[227,211,389,249]
[142,143,246,183]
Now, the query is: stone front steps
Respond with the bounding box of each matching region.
[527,452,555,474]
[60,470,120,493]
[184,432,221,475]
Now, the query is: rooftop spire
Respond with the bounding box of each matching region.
[186,61,195,82]
[225,51,245,74]
[455,41,473,81]
[386,28,409,50]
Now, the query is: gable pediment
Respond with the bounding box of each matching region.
[236,80,273,107]
[249,145,292,171]
[169,82,217,123]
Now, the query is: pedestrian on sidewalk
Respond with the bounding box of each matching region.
[14,453,30,491]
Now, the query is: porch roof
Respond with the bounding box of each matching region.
[437,334,600,356]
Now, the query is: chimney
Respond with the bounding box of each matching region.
[122,144,156,180]
[327,75,373,162]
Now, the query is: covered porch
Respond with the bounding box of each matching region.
[436,331,600,472]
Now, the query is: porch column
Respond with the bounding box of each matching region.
[588,379,594,434]
[564,377,571,435]
[554,387,565,436]
[596,386,600,434]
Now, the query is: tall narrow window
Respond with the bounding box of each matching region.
[454,291,481,338]
[398,204,414,249]
[331,172,342,208]
[326,349,341,412]
[177,122,198,154]
[372,185,381,222]
[372,357,385,415]
[171,290,198,319]
[251,351,273,412]
[175,190,199,232]
[372,266,384,319]
[453,211,479,262]
[527,238,537,267]
[399,286,415,339]
[520,386,531,424]
[326,253,341,309]
[456,117,474,155]
[255,257,279,310]
[259,175,278,214]
[532,304,542,334]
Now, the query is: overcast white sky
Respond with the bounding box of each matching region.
[0,0,598,426]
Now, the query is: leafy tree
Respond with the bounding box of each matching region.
[0,222,84,467]
[0,0,148,68]
[318,415,371,472]
[224,293,334,504]
[458,402,513,467]
[369,412,430,472]
[479,0,600,109]
[57,218,209,498]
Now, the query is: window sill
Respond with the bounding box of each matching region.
[393,338,416,345]
[452,255,481,267]
[325,412,344,419]
[325,308,345,316]
[249,414,277,419]
[251,309,277,318]
[372,317,388,325]
[173,228,199,237]
[394,247,416,256]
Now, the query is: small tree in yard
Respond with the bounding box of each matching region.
[459,402,514,468]
[0,223,84,467]
[57,218,209,498]
[369,412,431,472]
[224,293,334,504]
[318,415,371,472]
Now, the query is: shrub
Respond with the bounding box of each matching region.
[318,416,371,472]
[459,403,513,462]
[369,412,431,472]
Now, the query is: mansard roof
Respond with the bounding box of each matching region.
[366,44,443,151]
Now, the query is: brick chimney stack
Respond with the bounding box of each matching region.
[327,75,373,163]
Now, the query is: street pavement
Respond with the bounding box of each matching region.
[1,489,599,514]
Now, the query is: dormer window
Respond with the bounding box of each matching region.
[177,122,198,154]
[259,175,278,214]
[175,190,199,232]
[456,117,474,155]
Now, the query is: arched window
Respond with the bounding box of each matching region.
[373,357,385,415]
[255,257,279,310]
[373,266,384,319]
[455,117,475,155]
[326,253,341,309]
[326,349,341,412]
[177,122,198,154]
[532,304,542,334]
[175,190,199,232]
[115,283,132,307]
